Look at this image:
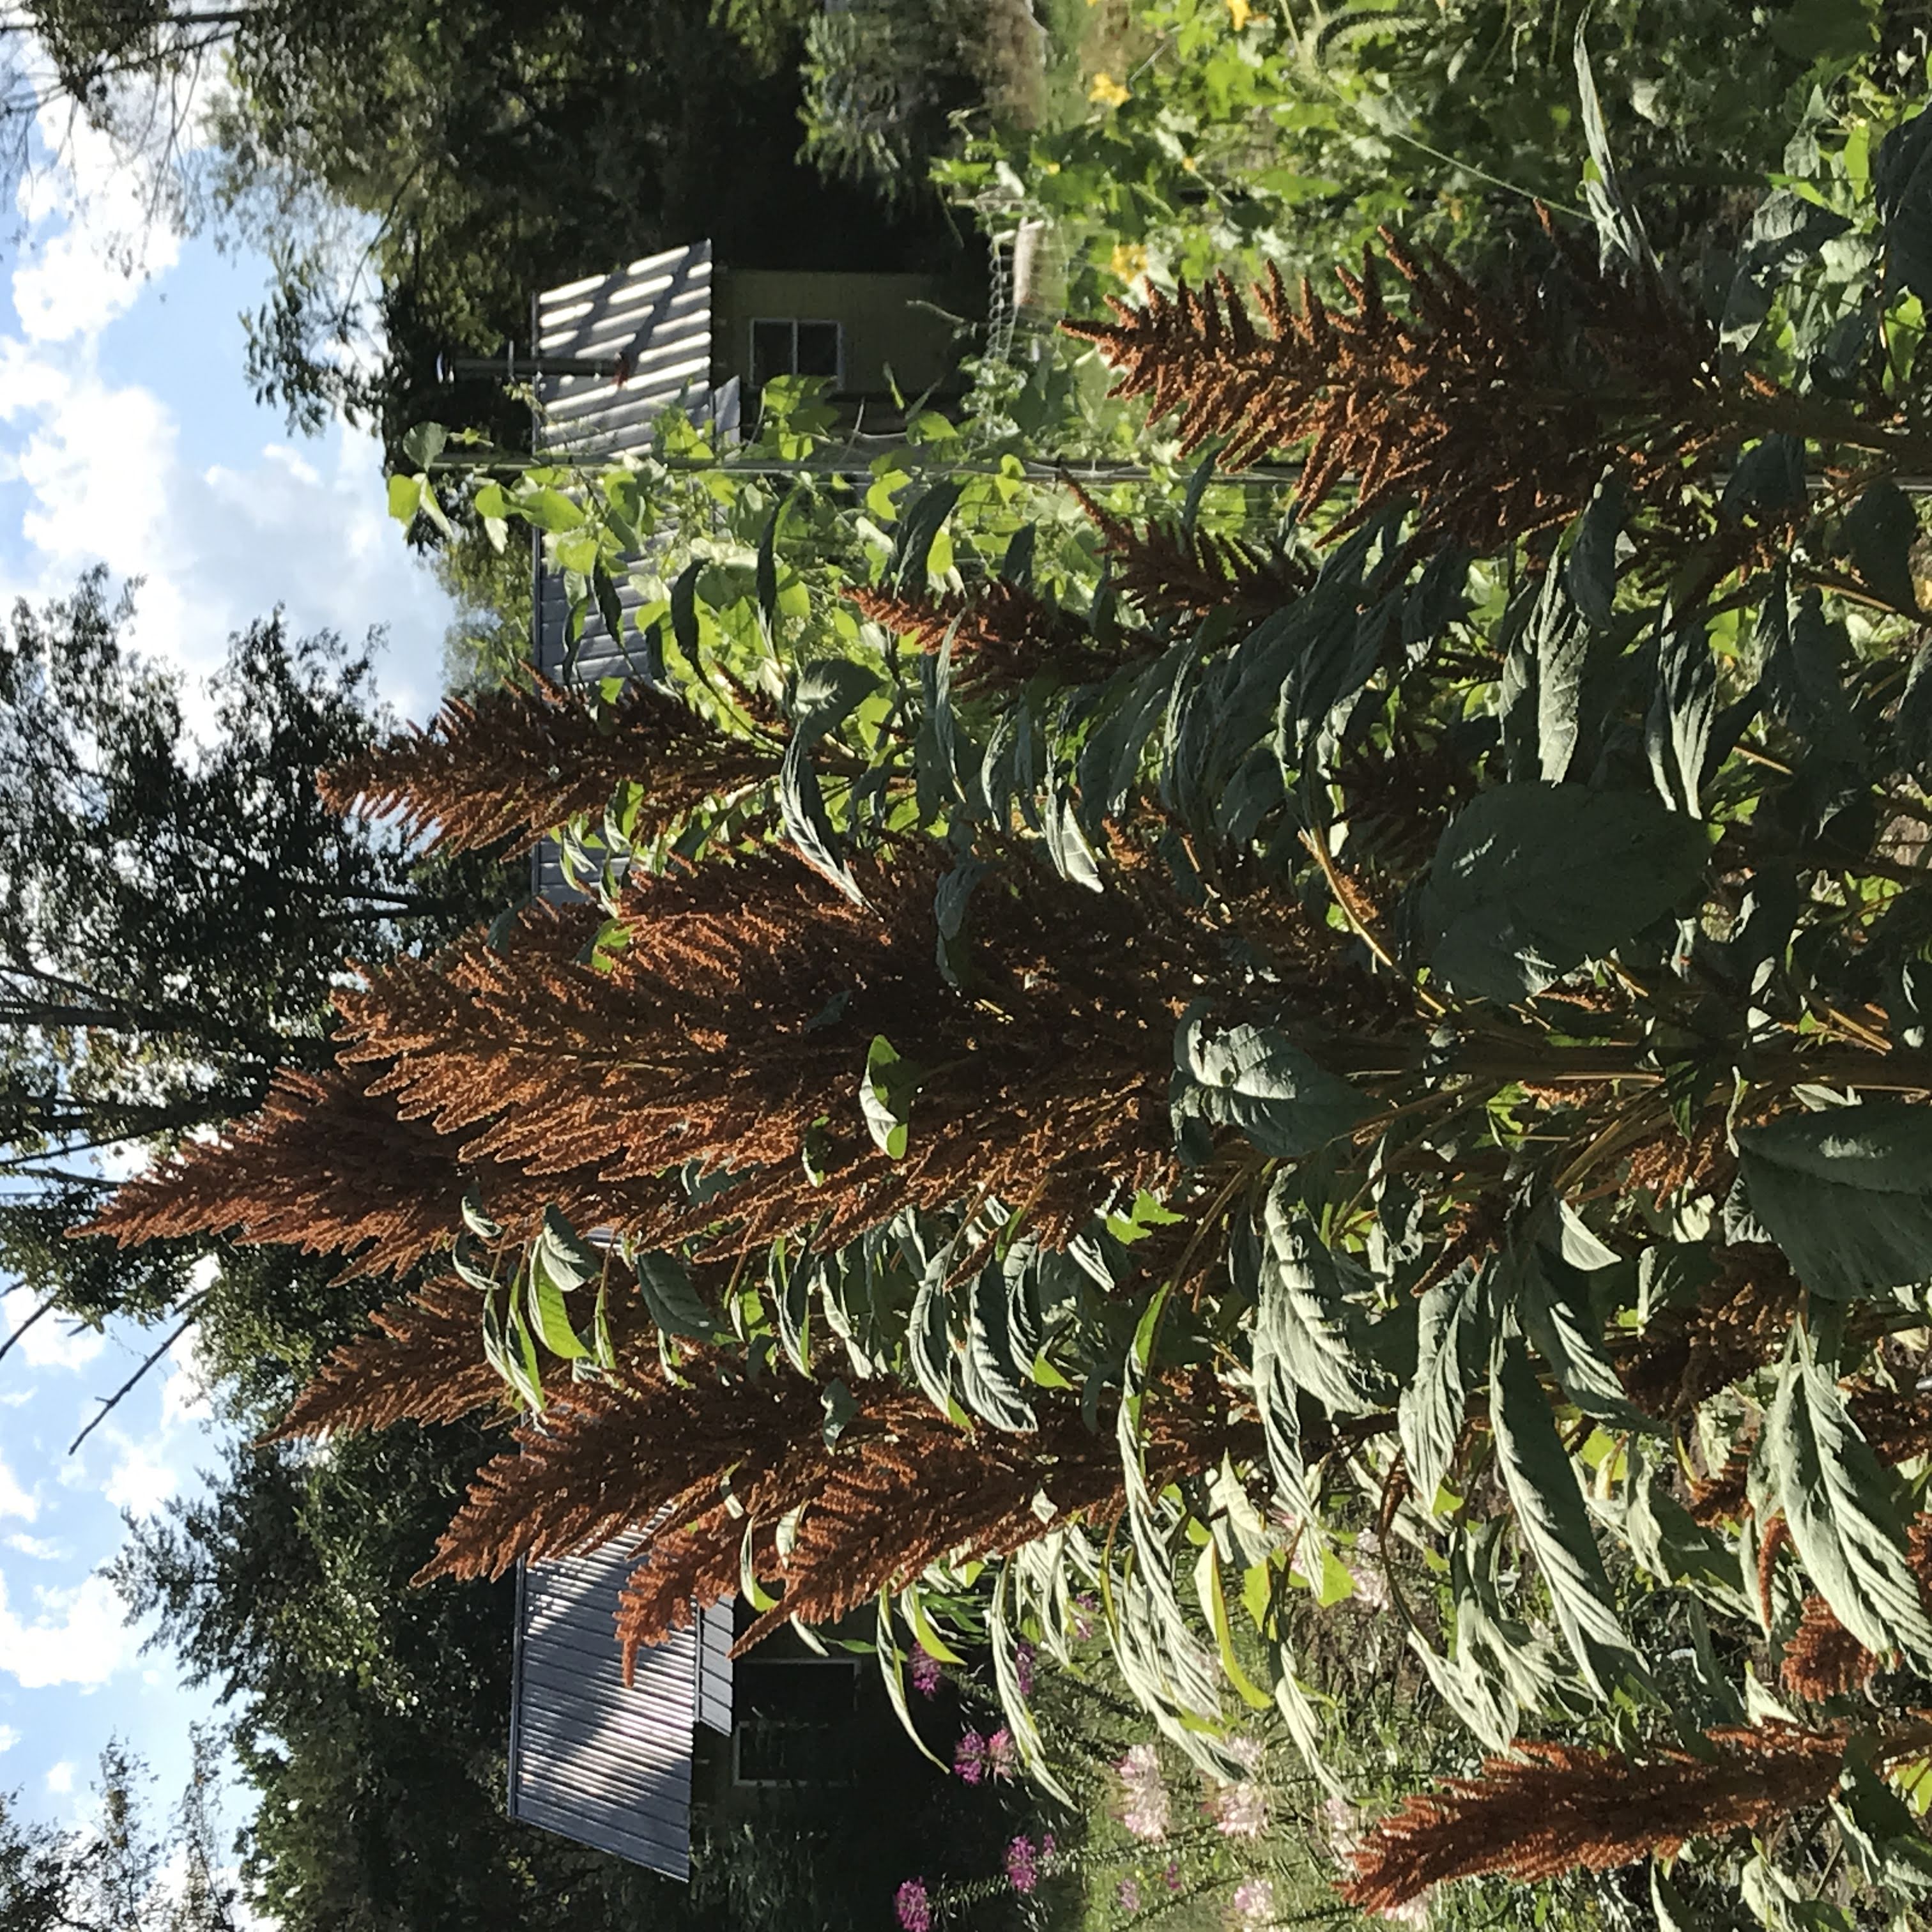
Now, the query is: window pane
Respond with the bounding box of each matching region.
[751,319,793,388]
[794,321,840,380]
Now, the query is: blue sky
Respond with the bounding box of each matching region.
[0,99,459,1869]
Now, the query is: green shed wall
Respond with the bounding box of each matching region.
[713,270,963,406]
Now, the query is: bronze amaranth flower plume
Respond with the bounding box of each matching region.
[329,848,1214,1258]
[406,1357,1252,1678]
[1064,225,1724,555]
[1341,1723,1849,1908]
[76,1058,678,1280]
[1068,478,1312,620]
[847,581,1124,691]
[319,670,762,855]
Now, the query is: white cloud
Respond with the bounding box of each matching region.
[0,1288,105,1375]
[6,1535,66,1561]
[102,1433,181,1519]
[44,1759,73,1794]
[0,1725,17,1752]
[12,100,182,344]
[0,1453,36,1522]
[0,344,452,719]
[0,1569,135,1689]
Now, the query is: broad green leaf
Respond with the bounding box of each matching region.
[632,1248,719,1342]
[889,479,963,592]
[779,733,863,903]
[459,1188,502,1244]
[1646,608,1715,818]
[1193,1542,1273,1711]
[1876,102,1932,305]
[900,1579,965,1667]
[1572,22,1655,277]
[385,473,423,525]
[517,485,586,533]
[1767,1321,1932,1663]
[960,1257,1038,1433]
[990,1563,1073,1804]
[791,656,879,741]
[1171,1009,1368,1162]
[1519,1248,1658,1434]
[1399,1261,1485,1508]
[875,1591,948,1771]
[1254,1183,1394,1417]
[526,1248,590,1361]
[1489,1335,1648,1700]
[1757,578,1866,767]
[533,1206,599,1289]
[1738,1100,1932,1297]
[907,1243,967,1425]
[1843,479,1921,615]
[859,1034,917,1161]
[1719,189,1853,367]
[1417,783,1708,1002]
[770,1239,813,1377]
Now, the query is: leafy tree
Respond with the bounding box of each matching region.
[0,1738,235,1932]
[0,570,507,1397]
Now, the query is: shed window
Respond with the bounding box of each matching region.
[730,1657,855,1785]
[750,318,843,390]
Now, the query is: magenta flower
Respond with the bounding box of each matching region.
[908,1648,942,1698]
[894,1877,931,1932]
[985,1727,1018,1783]
[1118,1878,1142,1913]
[1041,1832,1057,1859]
[1005,1834,1039,1894]
[1165,1859,1183,1892]
[954,1728,987,1784]
[1015,1639,1036,1697]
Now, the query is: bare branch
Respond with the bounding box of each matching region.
[68,1296,206,1457]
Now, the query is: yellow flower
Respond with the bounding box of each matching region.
[1181,154,1199,173]
[1227,0,1260,27]
[1109,241,1148,283]
[1089,72,1130,107]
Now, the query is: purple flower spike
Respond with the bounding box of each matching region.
[1004,1835,1039,1895]
[1015,1639,1036,1697]
[954,1728,987,1784]
[908,1648,942,1698]
[894,1878,931,1932]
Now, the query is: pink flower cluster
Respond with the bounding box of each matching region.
[1230,1876,1275,1925]
[1116,1742,1170,1841]
[894,1877,931,1932]
[1207,1735,1268,1837]
[954,1727,1017,1784]
[908,1647,942,1698]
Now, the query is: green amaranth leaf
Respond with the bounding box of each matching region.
[1767,1320,1932,1664]
[1255,1183,1395,1418]
[1170,1009,1368,1162]
[1738,1100,1932,1298]
[1398,1261,1485,1508]
[960,1257,1038,1433]
[1489,1335,1648,1701]
[859,1034,919,1161]
[1417,783,1708,1002]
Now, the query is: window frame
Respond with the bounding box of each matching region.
[747,316,845,391]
